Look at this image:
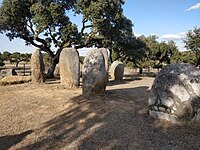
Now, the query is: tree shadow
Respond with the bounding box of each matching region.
[20,85,200,150]
[108,76,142,86]
[0,130,33,150]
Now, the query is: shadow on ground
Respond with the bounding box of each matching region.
[0,130,33,150]
[19,85,200,150]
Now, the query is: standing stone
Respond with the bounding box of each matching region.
[31,49,45,83]
[98,48,109,72]
[86,48,109,72]
[149,63,200,123]
[82,49,107,96]
[110,61,124,81]
[59,48,80,88]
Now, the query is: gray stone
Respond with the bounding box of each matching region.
[82,49,107,96]
[98,48,109,72]
[110,61,124,81]
[149,110,178,124]
[59,48,80,88]
[31,49,45,83]
[149,63,200,123]
[0,68,17,78]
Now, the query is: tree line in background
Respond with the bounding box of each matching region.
[0,51,54,67]
[0,0,199,76]
[113,33,198,74]
[0,52,31,67]
[0,27,200,74]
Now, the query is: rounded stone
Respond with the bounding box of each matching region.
[110,61,124,81]
[59,48,80,88]
[149,63,200,123]
[31,49,45,83]
[82,49,107,96]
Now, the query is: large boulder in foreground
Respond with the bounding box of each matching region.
[59,48,80,88]
[31,49,45,83]
[82,49,107,96]
[110,61,124,81]
[149,63,200,123]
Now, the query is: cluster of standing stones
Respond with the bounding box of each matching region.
[31,49,200,123]
[30,48,124,94]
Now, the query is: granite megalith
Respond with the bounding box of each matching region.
[110,61,124,81]
[82,49,107,96]
[59,48,80,88]
[149,63,200,123]
[31,49,45,83]
[98,48,109,72]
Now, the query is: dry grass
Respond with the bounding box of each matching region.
[0,76,31,86]
[0,77,200,150]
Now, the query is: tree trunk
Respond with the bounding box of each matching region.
[109,49,113,63]
[46,57,59,78]
[139,68,143,74]
[16,61,19,67]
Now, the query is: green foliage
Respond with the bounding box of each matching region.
[0,52,5,66]
[184,27,200,66]
[79,56,85,64]
[122,35,181,71]
[0,51,31,67]
[77,0,134,60]
[42,53,52,66]
[0,0,134,77]
[0,51,11,61]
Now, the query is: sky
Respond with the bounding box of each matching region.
[0,0,200,55]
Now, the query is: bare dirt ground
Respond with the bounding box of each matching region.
[0,77,200,150]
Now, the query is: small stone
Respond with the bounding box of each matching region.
[0,69,17,77]
[153,106,158,111]
[110,61,124,81]
[159,107,166,111]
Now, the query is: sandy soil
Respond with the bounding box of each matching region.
[0,77,200,150]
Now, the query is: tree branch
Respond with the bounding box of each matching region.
[80,18,93,36]
[27,17,35,35]
[48,27,58,45]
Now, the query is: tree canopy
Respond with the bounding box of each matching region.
[0,51,31,67]
[184,27,200,66]
[121,34,181,73]
[0,0,134,77]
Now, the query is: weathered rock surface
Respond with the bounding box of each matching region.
[86,48,109,72]
[31,49,45,83]
[0,68,17,78]
[98,48,109,72]
[59,48,80,88]
[149,63,200,123]
[82,49,107,96]
[110,61,124,81]
[0,76,31,84]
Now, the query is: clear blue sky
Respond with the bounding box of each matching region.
[0,0,200,54]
